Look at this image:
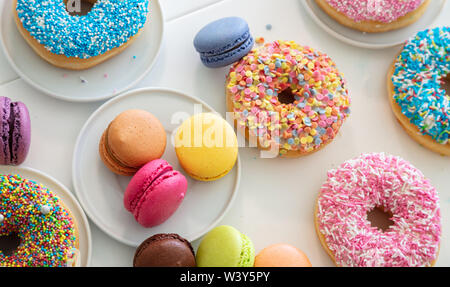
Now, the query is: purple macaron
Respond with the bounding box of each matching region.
[0,96,31,165]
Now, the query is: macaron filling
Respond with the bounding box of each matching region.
[200,35,254,67]
[187,165,234,181]
[197,30,252,57]
[238,233,255,267]
[0,98,29,165]
[10,103,23,165]
[1,98,12,164]
[8,103,16,164]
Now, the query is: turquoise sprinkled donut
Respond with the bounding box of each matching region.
[15,0,149,61]
[390,27,449,154]
[0,174,77,267]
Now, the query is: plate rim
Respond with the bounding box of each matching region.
[0,165,92,267]
[72,87,241,247]
[0,0,165,103]
[301,0,447,49]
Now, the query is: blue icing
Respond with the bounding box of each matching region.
[392,27,450,144]
[16,0,149,59]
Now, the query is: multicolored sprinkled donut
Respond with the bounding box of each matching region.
[315,0,431,33]
[226,40,350,157]
[0,174,78,267]
[315,153,441,267]
[14,0,150,69]
[389,27,449,156]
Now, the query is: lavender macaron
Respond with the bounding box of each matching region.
[194,17,254,68]
[0,96,31,165]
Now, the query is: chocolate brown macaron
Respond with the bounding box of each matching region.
[99,109,167,176]
[133,234,196,267]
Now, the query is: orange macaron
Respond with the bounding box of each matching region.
[99,109,167,176]
[254,244,312,267]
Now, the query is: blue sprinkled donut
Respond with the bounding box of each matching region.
[14,0,149,68]
[390,27,449,155]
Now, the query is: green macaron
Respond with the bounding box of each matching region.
[196,225,255,267]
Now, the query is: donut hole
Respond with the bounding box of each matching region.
[278,88,296,105]
[64,0,97,16]
[367,207,394,232]
[442,74,450,96]
[0,232,21,257]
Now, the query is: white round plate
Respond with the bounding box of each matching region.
[0,166,92,267]
[302,0,446,49]
[72,88,241,247]
[0,0,164,102]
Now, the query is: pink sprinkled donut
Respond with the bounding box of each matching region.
[315,0,431,33]
[315,153,441,267]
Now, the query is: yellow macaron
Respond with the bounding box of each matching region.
[174,113,238,181]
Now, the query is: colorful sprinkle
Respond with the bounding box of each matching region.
[391,27,449,145]
[16,0,149,59]
[324,0,426,23]
[226,40,350,155]
[317,153,441,267]
[0,174,76,267]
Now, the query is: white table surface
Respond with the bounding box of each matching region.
[0,0,449,267]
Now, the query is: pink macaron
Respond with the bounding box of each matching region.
[124,159,188,228]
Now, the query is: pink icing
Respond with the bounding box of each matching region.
[317,153,441,267]
[325,0,425,23]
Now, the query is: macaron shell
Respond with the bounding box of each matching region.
[196,225,244,267]
[10,102,31,165]
[176,146,237,181]
[201,36,254,68]
[124,159,173,212]
[0,96,11,165]
[134,170,188,228]
[99,131,137,176]
[254,244,312,267]
[107,110,166,168]
[133,234,196,267]
[175,113,238,181]
[194,17,250,55]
